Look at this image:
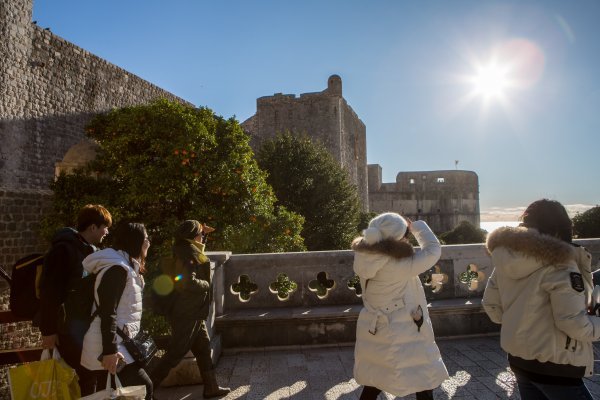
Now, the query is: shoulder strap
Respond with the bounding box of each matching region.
[15,255,44,270]
[116,326,127,340]
[0,265,11,284]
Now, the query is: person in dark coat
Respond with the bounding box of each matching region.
[149,220,230,398]
[39,204,112,395]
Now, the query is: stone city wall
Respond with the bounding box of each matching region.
[0,188,51,399]
[0,0,190,190]
[0,188,53,268]
[0,0,191,268]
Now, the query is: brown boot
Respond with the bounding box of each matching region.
[200,369,230,398]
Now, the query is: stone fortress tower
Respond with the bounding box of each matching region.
[242,75,481,233]
[242,75,369,210]
[368,164,480,233]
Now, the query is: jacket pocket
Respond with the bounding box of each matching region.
[564,336,578,352]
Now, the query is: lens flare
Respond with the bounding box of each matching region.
[496,39,545,88]
[153,274,174,296]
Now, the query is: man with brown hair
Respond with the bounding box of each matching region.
[39,204,112,395]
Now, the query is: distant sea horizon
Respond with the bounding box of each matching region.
[480,220,520,232]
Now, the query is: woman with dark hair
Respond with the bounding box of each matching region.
[80,222,153,399]
[483,199,598,399]
[149,220,230,398]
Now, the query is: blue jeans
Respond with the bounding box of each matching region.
[513,369,593,400]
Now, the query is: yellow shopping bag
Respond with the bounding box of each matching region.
[8,348,80,400]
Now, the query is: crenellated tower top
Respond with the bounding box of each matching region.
[326,75,342,97]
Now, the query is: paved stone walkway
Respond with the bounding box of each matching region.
[155,335,600,399]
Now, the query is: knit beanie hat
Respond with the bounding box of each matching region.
[174,220,203,241]
[363,212,408,245]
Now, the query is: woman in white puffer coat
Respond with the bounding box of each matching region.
[80,222,153,399]
[483,199,599,400]
[352,212,448,400]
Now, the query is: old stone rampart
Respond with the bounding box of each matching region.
[0,0,192,264]
[1,5,190,190]
[0,188,52,267]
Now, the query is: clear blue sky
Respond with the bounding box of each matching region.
[33,0,599,219]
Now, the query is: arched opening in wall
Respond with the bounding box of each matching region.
[54,139,99,179]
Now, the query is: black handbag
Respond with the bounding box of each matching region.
[117,326,158,367]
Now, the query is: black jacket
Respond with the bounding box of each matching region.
[170,241,211,321]
[39,227,96,336]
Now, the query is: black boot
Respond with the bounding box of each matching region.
[360,386,382,400]
[200,369,230,398]
[415,389,434,400]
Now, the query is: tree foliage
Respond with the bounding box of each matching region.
[573,206,600,238]
[439,220,487,244]
[256,133,361,250]
[43,99,305,255]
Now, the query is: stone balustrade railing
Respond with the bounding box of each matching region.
[206,239,600,348]
[210,238,600,312]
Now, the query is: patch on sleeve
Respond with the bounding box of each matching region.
[570,272,585,292]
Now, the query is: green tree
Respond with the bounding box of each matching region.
[256,133,361,251]
[573,206,600,238]
[357,211,377,233]
[440,220,487,244]
[43,99,305,255]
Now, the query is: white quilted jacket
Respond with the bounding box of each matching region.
[80,248,144,370]
[352,221,448,397]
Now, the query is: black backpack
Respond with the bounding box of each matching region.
[62,272,98,339]
[8,253,45,319]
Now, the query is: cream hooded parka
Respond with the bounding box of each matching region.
[352,220,448,397]
[483,226,600,378]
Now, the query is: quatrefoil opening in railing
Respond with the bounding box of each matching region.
[269,273,298,301]
[423,265,448,293]
[230,274,258,302]
[309,271,336,299]
[347,275,362,297]
[458,263,486,291]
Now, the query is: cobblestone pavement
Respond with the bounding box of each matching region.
[155,335,600,399]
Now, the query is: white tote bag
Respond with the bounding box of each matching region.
[79,373,146,400]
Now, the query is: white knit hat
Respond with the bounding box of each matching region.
[363,212,408,244]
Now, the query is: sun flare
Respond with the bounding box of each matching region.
[457,39,545,113]
[473,63,509,98]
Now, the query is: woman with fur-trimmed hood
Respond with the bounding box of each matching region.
[352,213,448,400]
[483,199,600,400]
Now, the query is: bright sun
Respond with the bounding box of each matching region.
[455,39,545,114]
[472,63,509,98]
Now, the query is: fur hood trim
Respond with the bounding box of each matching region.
[486,226,575,266]
[351,237,414,260]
